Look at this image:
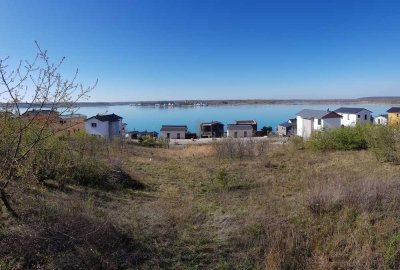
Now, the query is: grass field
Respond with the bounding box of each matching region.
[1,141,400,269]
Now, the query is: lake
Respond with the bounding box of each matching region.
[75,104,399,133]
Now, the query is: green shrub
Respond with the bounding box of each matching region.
[307,125,368,151]
[365,125,400,164]
[139,135,167,148]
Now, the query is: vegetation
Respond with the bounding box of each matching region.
[1,127,400,268]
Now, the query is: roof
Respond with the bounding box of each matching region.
[296,109,342,119]
[235,120,257,125]
[201,121,224,126]
[60,113,87,119]
[22,109,59,115]
[227,124,254,130]
[387,107,400,113]
[375,114,388,118]
[278,121,292,128]
[160,125,188,132]
[334,107,372,114]
[85,113,122,122]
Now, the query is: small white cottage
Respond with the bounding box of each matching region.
[160,125,187,139]
[227,124,254,138]
[333,107,372,126]
[84,113,125,139]
[374,114,388,125]
[296,109,342,139]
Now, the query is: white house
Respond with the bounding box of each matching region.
[227,124,254,138]
[84,113,125,139]
[160,125,187,139]
[374,114,388,125]
[333,107,372,126]
[296,109,342,139]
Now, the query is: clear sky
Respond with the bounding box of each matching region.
[1,0,400,101]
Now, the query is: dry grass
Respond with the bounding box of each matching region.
[2,142,400,269]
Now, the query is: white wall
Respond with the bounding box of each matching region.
[296,116,313,138]
[296,116,341,138]
[85,118,109,137]
[374,116,387,125]
[160,130,185,139]
[337,110,371,126]
[227,128,253,138]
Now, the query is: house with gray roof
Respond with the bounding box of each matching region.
[277,118,297,136]
[334,107,372,126]
[296,109,342,138]
[160,125,187,139]
[227,124,254,138]
[84,113,125,139]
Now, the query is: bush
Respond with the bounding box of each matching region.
[138,136,167,148]
[365,125,400,164]
[307,125,368,151]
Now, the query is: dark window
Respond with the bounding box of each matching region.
[318,119,321,125]
[167,133,170,138]
[234,132,238,138]
[358,115,360,118]
[177,133,180,139]
[244,131,247,137]
[364,115,367,120]
[91,123,97,128]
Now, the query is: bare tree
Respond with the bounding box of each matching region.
[0,41,96,218]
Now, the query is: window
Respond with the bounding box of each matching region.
[317,119,321,125]
[91,123,97,128]
[358,115,360,118]
[167,133,170,138]
[347,114,350,120]
[244,131,247,137]
[177,133,180,139]
[364,115,367,120]
[234,132,238,138]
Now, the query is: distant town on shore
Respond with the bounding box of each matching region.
[10,96,400,108]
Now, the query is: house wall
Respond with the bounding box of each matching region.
[277,125,287,136]
[160,130,186,139]
[388,113,400,125]
[296,116,313,138]
[85,118,109,137]
[109,120,123,137]
[338,110,372,126]
[374,116,388,125]
[227,128,253,138]
[322,117,342,129]
[56,116,86,135]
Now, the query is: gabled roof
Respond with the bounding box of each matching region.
[296,109,342,119]
[334,107,372,114]
[227,124,254,130]
[235,120,257,125]
[387,107,400,113]
[375,114,388,118]
[278,121,292,128]
[160,125,188,132]
[86,113,122,122]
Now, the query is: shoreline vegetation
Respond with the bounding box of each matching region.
[9,96,400,108]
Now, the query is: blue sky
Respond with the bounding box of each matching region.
[1,0,400,101]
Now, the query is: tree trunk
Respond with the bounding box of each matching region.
[0,188,19,219]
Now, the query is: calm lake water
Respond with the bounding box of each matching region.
[76,104,399,133]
